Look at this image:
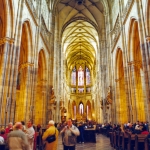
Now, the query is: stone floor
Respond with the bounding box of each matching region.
[57,134,114,150]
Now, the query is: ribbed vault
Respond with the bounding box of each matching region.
[55,0,106,70]
[62,20,98,69]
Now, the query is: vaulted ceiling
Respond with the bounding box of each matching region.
[55,0,106,70]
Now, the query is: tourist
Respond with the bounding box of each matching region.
[0,128,7,142]
[42,120,59,150]
[0,136,4,144]
[26,120,35,150]
[5,122,13,134]
[78,122,84,143]
[60,118,80,150]
[21,121,26,132]
[7,122,28,150]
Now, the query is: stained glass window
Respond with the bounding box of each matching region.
[86,67,91,85]
[79,103,84,115]
[71,67,76,85]
[78,66,84,86]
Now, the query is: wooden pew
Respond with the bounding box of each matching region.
[109,131,113,147]
[122,132,129,150]
[113,131,119,149]
[134,134,147,150]
[126,132,135,150]
[0,144,5,150]
[144,137,150,150]
[118,131,123,150]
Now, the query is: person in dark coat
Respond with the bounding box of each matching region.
[78,122,84,143]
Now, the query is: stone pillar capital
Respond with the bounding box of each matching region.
[146,36,150,42]
[127,61,142,67]
[19,62,34,69]
[115,78,121,82]
[0,37,15,46]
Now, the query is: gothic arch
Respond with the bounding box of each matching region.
[68,100,71,118]
[146,0,150,35]
[0,0,14,37]
[35,49,47,124]
[21,20,33,62]
[72,101,76,120]
[86,100,92,120]
[15,21,33,122]
[128,18,146,122]
[0,17,3,75]
[115,48,127,123]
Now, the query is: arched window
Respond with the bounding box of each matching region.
[79,103,84,115]
[71,67,76,85]
[74,105,76,119]
[78,66,84,86]
[86,67,91,85]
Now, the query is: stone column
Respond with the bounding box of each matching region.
[128,61,144,122]
[76,66,78,93]
[84,64,86,93]
[115,79,121,123]
[0,38,15,125]
[135,0,150,122]
[18,63,34,123]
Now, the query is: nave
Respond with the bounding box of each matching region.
[57,134,113,150]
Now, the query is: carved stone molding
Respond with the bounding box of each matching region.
[115,78,121,82]
[40,15,51,51]
[25,0,38,25]
[40,79,47,84]
[111,15,121,52]
[122,0,134,24]
[128,61,142,68]
[146,36,150,42]
[0,37,14,46]
[19,62,34,69]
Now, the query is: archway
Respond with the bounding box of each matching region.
[86,100,92,121]
[115,49,127,123]
[68,100,71,119]
[146,0,150,35]
[72,101,76,120]
[128,19,146,122]
[35,50,47,125]
[15,21,32,122]
[0,17,3,75]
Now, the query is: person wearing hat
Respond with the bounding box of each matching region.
[42,120,59,150]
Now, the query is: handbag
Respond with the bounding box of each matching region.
[46,128,56,143]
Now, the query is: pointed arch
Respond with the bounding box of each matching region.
[146,0,150,35]
[35,49,47,124]
[0,0,14,37]
[21,20,33,62]
[86,100,92,120]
[15,21,33,122]
[127,18,146,122]
[72,101,76,120]
[115,48,128,123]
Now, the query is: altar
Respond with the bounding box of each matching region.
[77,127,96,143]
[84,127,96,143]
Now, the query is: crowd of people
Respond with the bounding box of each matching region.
[98,121,150,136]
[0,120,35,150]
[0,119,150,150]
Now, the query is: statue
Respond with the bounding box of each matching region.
[100,98,103,109]
[50,88,56,104]
[106,86,112,104]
